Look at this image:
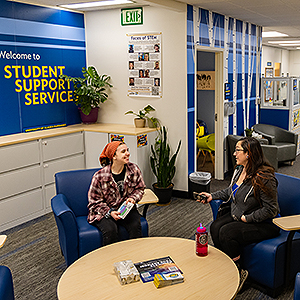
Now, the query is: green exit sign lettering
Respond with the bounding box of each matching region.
[121,7,143,26]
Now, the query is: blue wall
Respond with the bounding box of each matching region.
[187,4,262,174]
[0,0,86,136]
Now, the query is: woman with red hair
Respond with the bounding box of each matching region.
[88,141,145,246]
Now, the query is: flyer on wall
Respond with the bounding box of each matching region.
[127,32,162,97]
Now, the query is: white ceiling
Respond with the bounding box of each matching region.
[10,0,300,49]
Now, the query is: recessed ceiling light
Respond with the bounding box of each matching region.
[279,44,300,47]
[269,40,300,44]
[59,0,133,9]
[262,31,288,38]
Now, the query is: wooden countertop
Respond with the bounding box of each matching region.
[0,123,157,147]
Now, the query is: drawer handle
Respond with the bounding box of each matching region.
[42,141,48,146]
[44,164,49,168]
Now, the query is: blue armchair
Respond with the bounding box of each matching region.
[295,273,300,300]
[209,173,300,297]
[51,168,149,267]
[0,266,14,300]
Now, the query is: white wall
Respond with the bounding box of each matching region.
[85,5,188,191]
[262,46,290,76]
[289,51,300,77]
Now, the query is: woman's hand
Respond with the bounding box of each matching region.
[196,192,212,204]
[241,215,247,222]
[126,198,136,204]
[110,211,121,220]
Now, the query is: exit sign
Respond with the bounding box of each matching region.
[121,7,143,26]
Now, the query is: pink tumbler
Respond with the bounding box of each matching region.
[196,223,208,256]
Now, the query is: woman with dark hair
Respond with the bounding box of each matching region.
[87,141,145,246]
[197,137,280,292]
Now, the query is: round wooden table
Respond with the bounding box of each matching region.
[58,237,239,299]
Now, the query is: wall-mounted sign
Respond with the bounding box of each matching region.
[121,7,143,26]
[110,134,125,142]
[137,134,147,147]
[293,79,297,90]
[127,32,162,97]
[224,82,231,100]
[197,71,215,90]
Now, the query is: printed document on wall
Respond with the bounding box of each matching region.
[127,33,161,97]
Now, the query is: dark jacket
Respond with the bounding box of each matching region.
[211,166,280,223]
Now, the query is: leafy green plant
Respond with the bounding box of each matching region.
[150,126,181,188]
[125,104,155,120]
[148,116,161,128]
[60,66,112,115]
[245,128,253,137]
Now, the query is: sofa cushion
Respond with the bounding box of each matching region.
[276,143,296,162]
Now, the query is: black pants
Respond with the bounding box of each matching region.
[210,212,280,259]
[93,207,142,246]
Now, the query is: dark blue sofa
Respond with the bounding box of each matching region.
[209,173,300,296]
[51,168,149,266]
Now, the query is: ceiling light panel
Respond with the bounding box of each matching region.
[59,0,133,9]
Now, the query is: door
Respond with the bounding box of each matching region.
[195,47,224,180]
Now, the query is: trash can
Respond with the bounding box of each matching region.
[188,172,211,199]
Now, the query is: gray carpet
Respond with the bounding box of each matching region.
[0,157,298,300]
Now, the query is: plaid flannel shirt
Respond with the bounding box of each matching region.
[87,162,145,223]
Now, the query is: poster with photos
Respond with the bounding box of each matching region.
[127,33,161,97]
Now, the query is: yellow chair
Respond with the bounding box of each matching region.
[197,133,215,168]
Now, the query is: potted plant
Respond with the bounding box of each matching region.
[150,126,181,204]
[60,66,112,123]
[125,104,155,128]
[245,127,253,137]
[147,116,161,128]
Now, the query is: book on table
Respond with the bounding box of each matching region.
[134,256,183,283]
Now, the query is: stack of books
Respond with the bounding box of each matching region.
[154,272,184,288]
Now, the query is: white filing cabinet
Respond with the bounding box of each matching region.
[0,132,85,232]
[0,140,42,231]
[41,132,85,210]
[84,131,108,169]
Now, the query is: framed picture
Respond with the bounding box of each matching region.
[197,71,215,90]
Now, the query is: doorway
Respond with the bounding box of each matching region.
[195,47,224,180]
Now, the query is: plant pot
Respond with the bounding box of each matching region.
[134,118,145,128]
[152,183,174,205]
[79,107,99,124]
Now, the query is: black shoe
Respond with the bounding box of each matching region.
[237,269,248,293]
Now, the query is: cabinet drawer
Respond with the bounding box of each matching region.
[42,133,84,161]
[0,166,41,199]
[43,154,85,185]
[0,141,40,173]
[0,189,43,226]
[45,183,56,209]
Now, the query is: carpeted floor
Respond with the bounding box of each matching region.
[0,156,299,300]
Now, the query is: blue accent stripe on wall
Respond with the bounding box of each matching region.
[0,41,85,50]
[0,17,85,41]
[0,0,85,28]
